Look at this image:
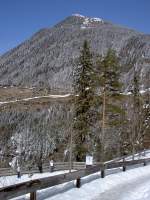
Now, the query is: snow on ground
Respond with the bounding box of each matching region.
[73,13,103,30]
[125,149,150,161]
[105,149,150,164]
[1,150,150,199]
[0,94,71,106]
[72,14,85,18]
[44,165,150,200]
[1,87,149,106]
[6,163,150,200]
[82,16,103,26]
[0,170,70,188]
[73,13,103,22]
[124,88,150,95]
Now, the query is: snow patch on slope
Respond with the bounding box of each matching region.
[81,17,103,29]
[83,17,103,25]
[124,87,150,95]
[0,94,71,106]
[72,13,85,18]
[92,17,103,22]
[72,13,103,29]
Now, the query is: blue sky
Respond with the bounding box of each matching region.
[0,0,150,55]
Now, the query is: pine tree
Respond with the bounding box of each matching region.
[96,49,123,162]
[73,40,95,161]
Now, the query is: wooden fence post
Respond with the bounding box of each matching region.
[123,165,126,172]
[101,163,105,178]
[30,191,36,200]
[122,158,126,172]
[143,160,146,166]
[76,177,81,188]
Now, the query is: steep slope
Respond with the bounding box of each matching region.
[0,14,149,91]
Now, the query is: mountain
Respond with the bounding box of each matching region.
[0,14,149,92]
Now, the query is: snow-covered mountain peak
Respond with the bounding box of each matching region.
[72,13,103,22]
[72,13,85,18]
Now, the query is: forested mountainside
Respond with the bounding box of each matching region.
[0,14,149,168]
[0,14,149,91]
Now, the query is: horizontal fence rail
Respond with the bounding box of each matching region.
[0,158,150,200]
[0,162,86,177]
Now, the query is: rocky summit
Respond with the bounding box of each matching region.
[0,14,149,91]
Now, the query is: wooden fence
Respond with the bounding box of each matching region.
[0,162,86,176]
[0,158,150,200]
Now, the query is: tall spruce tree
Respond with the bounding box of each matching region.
[73,40,95,161]
[96,49,123,162]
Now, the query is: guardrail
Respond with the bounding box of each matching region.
[0,158,150,200]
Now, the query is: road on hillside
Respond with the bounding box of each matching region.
[94,171,150,200]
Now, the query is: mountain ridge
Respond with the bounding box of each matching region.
[0,15,149,91]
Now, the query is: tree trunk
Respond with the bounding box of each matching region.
[38,160,43,173]
[101,89,106,162]
[69,130,73,173]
